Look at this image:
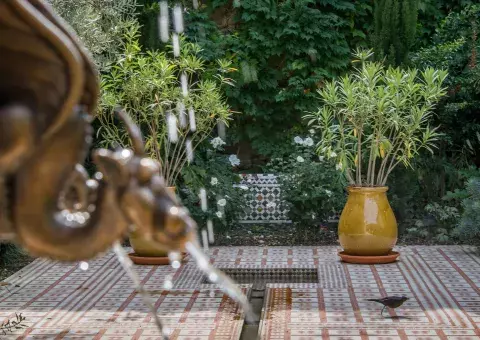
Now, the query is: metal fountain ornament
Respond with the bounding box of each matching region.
[0,0,252,338]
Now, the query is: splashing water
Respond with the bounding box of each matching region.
[166,112,178,143]
[158,1,169,43]
[79,261,89,271]
[207,220,214,243]
[112,242,168,340]
[177,102,187,128]
[180,73,188,97]
[169,252,182,269]
[188,107,196,131]
[199,188,207,211]
[149,1,254,335]
[186,138,193,163]
[217,121,226,141]
[172,33,180,57]
[173,5,184,33]
[184,241,255,322]
[201,229,209,251]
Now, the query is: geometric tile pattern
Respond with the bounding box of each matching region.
[236,174,291,224]
[258,246,480,340]
[0,246,479,339]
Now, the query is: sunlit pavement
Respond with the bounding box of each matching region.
[1,246,479,339]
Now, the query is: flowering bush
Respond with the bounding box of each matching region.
[179,145,251,234]
[265,136,346,232]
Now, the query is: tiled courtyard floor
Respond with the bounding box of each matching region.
[0,246,479,339]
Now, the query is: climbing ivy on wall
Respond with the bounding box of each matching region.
[183,0,373,156]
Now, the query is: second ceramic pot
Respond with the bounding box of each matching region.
[338,186,397,256]
[129,186,176,257]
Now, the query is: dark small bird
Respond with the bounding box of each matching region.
[367,295,409,316]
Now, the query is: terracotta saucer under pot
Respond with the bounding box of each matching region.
[338,251,399,264]
[128,252,187,265]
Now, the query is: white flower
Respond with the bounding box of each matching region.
[226,235,231,239]
[217,198,227,207]
[303,137,314,147]
[294,136,304,145]
[319,156,324,161]
[229,154,240,166]
[210,137,226,150]
[210,177,218,186]
[239,185,249,190]
[296,156,305,163]
[216,211,223,218]
[329,151,337,158]
[266,202,276,208]
[335,162,343,171]
[311,213,316,220]
[309,129,315,135]
[325,189,332,197]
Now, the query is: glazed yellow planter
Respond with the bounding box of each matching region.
[129,186,176,257]
[338,186,397,256]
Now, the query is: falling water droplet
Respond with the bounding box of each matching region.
[121,149,133,159]
[177,102,187,128]
[169,252,182,269]
[167,112,178,143]
[184,241,254,322]
[94,172,103,181]
[163,328,172,337]
[79,262,89,271]
[199,188,207,211]
[163,275,173,290]
[188,107,196,132]
[207,220,214,243]
[173,5,184,33]
[112,243,167,339]
[217,121,226,140]
[181,73,188,97]
[201,229,209,252]
[172,33,180,57]
[186,138,194,163]
[158,1,170,43]
[208,272,218,282]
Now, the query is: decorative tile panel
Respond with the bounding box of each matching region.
[235,174,291,224]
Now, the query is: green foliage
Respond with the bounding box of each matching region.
[0,243,25,267]
[96,23,234,186]
[410,5,480,166]
[406,202,459,243]
[183,0,373,155]
[265,134,346,230]
[455,176,480,244]
[415,0,477,49]
[47,0,137,67]
[306,49,447,186]
[373,0,419,65]
[179,145,251,232]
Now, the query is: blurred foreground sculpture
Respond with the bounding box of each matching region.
[0,0,196,261]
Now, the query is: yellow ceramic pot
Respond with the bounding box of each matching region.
[129,186,176,257]
[338,186,397,256]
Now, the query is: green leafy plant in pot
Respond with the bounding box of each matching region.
[96,24,235,260]
[305,49,447,259]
